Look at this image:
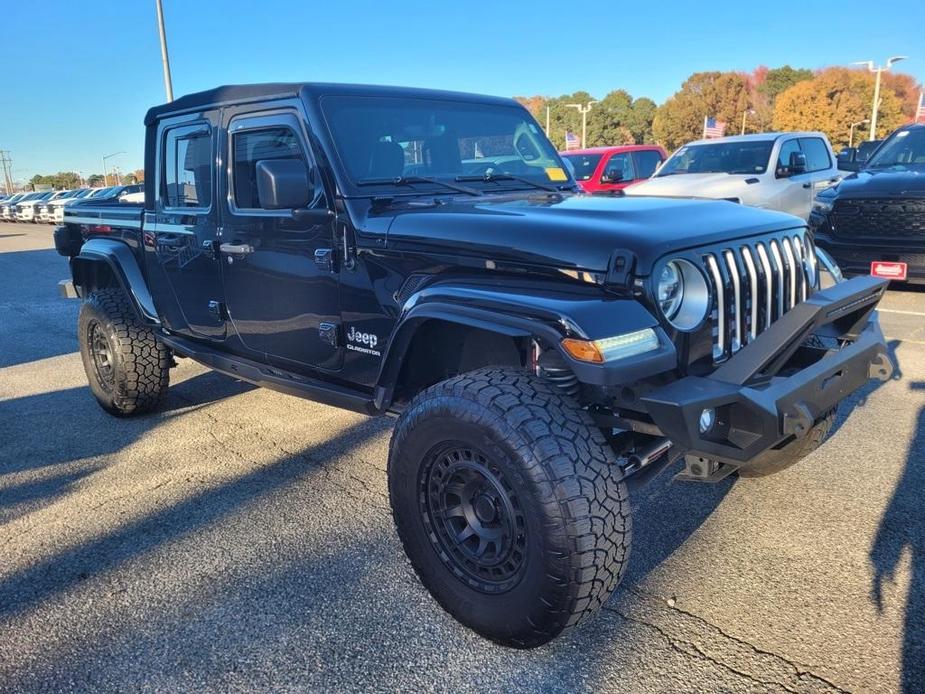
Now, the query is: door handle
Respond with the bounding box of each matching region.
[220,243,254,255]
[802,182,812,189]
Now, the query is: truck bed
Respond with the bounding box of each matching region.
[62,199,143,230]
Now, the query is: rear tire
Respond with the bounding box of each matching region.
[388,367,631,648]
[737,408,837,478]
[78,288,170,416]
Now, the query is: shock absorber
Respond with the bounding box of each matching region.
[534,344,579,397]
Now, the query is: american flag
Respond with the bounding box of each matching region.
[916,91,925,124]
[703,116,727,139]
[565,131,581,150]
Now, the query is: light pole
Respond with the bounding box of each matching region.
[155,0,174,102]
[853,56,907,141]
[740,109,755,136]
[566,101,598,149]
[849,119,869,148]
[102,151,125,187]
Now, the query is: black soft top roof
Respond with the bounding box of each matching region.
[144,83,519,125]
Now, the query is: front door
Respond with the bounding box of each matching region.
[219,108,341,372]
[772,138,814,218]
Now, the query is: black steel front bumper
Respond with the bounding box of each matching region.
[641,275,894,467]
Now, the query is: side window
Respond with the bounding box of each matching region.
[776,139,802,176]
[603,153,635,182]
[799,137,832,172]
[634,150,663,179]
[231,126,305,209]
[163,124,212,208]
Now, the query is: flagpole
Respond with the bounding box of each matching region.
[918,90,924,124]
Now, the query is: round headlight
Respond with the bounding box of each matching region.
[657,262,684,320]
[656,258,710,331]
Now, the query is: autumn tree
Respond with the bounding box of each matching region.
[881,71,924,121]
[652,71,751,149]
[773,67,905,149]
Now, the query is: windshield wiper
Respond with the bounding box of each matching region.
[356,175,481,196]
[455,172,561,192]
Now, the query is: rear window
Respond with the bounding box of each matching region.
[799,137,831,172]
[163,124,212,208]
[634,150,663,178]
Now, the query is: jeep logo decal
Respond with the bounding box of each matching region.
[346,326,381,357]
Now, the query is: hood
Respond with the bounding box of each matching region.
[829,168,925,198]
[625,173,754,199]
[375,193,803,275]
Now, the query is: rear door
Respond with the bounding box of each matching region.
[632,148,664,181]
[218,105,341,372]
[146,111,226,340]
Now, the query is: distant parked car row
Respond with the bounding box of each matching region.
[0,184,142,224]
[557,124,923,285]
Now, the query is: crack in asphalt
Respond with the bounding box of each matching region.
[627,587,850,693]
[604,591,849,694]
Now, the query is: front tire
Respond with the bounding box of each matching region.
[388,367,631,648]
[78,288,171,416]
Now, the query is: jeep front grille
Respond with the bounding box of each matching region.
[702,232,817,362]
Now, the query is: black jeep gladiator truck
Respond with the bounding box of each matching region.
[813,123,925,284]
[55,83,893,648]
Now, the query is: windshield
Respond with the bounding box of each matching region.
[657,140,774,176]
[865,128,925,170]
[320,96,571,192]
[559,153,603,181]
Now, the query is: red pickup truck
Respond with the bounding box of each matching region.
[560,145,667,194]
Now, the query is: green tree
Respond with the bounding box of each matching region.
[87,174,104,187]
[758,65,814,100]
[773,67,905,149]
[652,71,751,150]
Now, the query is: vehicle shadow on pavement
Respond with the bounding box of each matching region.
[0,415,391,628]
[870,381,925,693]
[624,463,734,586]
[0,371,256,477]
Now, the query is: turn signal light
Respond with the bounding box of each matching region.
[561,338,604,363]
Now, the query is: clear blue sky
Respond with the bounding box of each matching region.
[1,0,921,183]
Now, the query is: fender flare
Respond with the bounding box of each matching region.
[71,238,159,324]
[373,283,676,409]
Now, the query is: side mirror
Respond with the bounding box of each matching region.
[788,151,807,175]
[837,147,857,164]
[256,159,312,210]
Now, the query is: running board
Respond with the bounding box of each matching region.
[159,333,379,416]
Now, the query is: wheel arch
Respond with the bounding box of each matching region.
[377,307,537,408]
[71,238,159,324]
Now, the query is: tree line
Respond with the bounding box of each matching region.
[516,65,922,152]
[27,169,144,190]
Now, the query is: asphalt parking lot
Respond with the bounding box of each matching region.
[1,220,923,693]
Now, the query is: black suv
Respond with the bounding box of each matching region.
[55,83,893,648]
[813,123,925,283]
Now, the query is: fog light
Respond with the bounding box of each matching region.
[699,408,716,434]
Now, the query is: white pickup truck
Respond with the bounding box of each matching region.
[626,132,840,219]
